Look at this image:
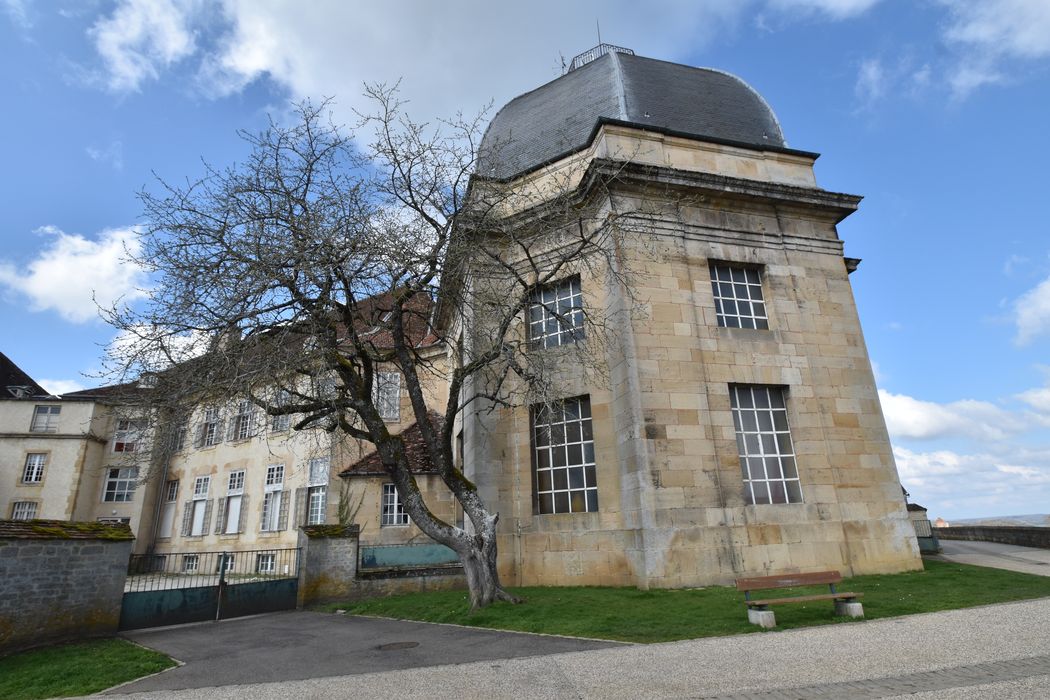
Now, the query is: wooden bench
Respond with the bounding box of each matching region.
[735,570,864,628]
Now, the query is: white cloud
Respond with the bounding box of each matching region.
[89,0,199,92]
[38,378,88,395]
[1017,384,1050,414]
[0,225,148,323]
[766,0,880,20]
[1013,275,1050,345]
[86,140,124,170]
[879,389,1026,441]
[1,0,31,28]
[941,0,1050,97]
[854,58,886,105]
[894,444,1050,519]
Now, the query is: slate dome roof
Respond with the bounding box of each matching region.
[478,50,787,180]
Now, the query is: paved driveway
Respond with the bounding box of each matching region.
[115,611,619,693]
[936,540,1050,576]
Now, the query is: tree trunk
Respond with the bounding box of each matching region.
[456,512,520,610]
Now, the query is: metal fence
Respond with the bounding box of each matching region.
[125,548,299,592]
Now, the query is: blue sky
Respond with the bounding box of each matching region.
[2,0,1049,521]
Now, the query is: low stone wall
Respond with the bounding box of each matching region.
[934,526,1050,550]
[0,520,134,655]
[297,525,466,605]
[298,524,361,606]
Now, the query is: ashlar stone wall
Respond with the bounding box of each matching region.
[0,520,133,654]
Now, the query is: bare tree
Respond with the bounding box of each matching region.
[104,90,637,609]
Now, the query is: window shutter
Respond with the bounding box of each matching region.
[238,494,249,533]
[277,491,290,531]
[193,421,205,449]
[214,497,227,535]
[202,499,214,534]
[226,409,238,441]
[180,501,193,536]
[293,487,307,528]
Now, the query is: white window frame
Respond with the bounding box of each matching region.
[527,276,585,349]
[532,395,598,514]
[222,470,245,535]
[307,486,327,525]
[256,552,276,574]
[201,407,222,447]
[11,501,37,520]
[730,384,803,505]
[227,470,245,494]
[193,475,211,500]
[265,464,284,492]
[189,475,211,537]
[381,483,409,526]
[270,389,292,432]
[230,400,255,441]
[22,453,46,483]
[261,491,283,531]
[112,418,147,453]
[29,405,60,433]
[103,467,138,502]
[373,372,401,422]
[164,479,179,503]
[710,263,769,330]
[182,554,200,573]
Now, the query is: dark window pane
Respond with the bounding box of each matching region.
[786,480,803,503]
[586,490,599,512]
[765,457,783,479]
[569,467,584,489]
[751,481,770,504]
[761,434,777,455]
[583,442,595,463]
[776,433,793,455]
[755,318,769,330]
[537,450,550,470]
[781,457,797,478]
[741,411,757,431]
[567,443,582,465]
[565,422,581,443]
[551,424,564,443]
[552,447,566,468]
[570,491,586,512]
[538,470,552,492]
[770,389,785,408]
[745,268,760,284]
[585,464,596,487]
[722,299,737,316]
[735,389,753,408]
[744,434,761,455]
[553,468,568,490]
[539,494,554,514]
[769,481,787,504]
[731,267,746,283]
[754,389,770,408]
[772,411,788,431]
[580,399,591,419]
[757,412,773,431]
[554,492,569,513]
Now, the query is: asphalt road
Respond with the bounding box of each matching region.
[936,539,1050,577]
[114,611,619,693]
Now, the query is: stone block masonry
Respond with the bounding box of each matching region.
[0,519,134,654]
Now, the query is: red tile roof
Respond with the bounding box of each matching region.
[340,413,443,477]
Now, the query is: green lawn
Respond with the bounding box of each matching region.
[331,560,1050,643]
[0,638,175,700]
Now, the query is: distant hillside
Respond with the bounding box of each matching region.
[947,514,1050,527]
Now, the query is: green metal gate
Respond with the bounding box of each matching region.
[119,548,299,630]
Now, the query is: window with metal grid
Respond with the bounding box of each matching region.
[103,467,138,502]
[22,453,46,483]
[113,418,147,452]
[527,276,585,349]
[11,501,37,520]
[381,483,409,526]
[710,264,768,329]
[532,396,598,514]
[729,385,802,505]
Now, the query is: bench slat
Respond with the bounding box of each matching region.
[747,592,863,607]
[735,570,842,591]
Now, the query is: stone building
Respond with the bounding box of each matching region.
[2,47,920,590]
[458,45,921,587]
[0,353,155,542]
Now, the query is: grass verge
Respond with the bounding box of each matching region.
[328,559,1050,643]
[0,638,175,700]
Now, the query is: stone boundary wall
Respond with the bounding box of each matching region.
[298,524,361,606]
[934,526,1050,550]
[297,525,466,605]
[0,519,134,655]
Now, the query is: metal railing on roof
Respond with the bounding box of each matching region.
[568,44,635,72]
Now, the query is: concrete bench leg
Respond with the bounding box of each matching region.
[835,600,864,618]
[748,607,776,628]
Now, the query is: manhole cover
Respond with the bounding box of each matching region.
[377,641,419,651]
